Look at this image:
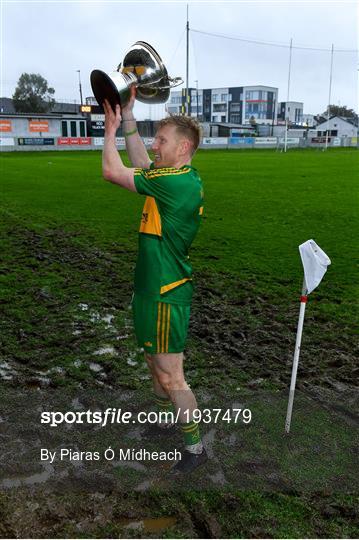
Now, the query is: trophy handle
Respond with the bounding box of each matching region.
[139,76,183,90]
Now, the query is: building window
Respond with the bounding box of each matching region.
[212,94,218,102]
[61,121,68,136]
[221,94,227,102]
[230,114,241,123]
[231,103,240,112]
[79,121,85,137]
[70,121,77,137]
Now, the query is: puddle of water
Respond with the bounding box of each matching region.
[36,376,51,386]
[0,464,54,489]
[71,397,85,410]
[126,427,142,441]
[142,516,177,533]
[0,361,11,369]
[89,311,101,323]
[228,433,237,446]
[232,401,246,410]
[122,516,177,533]
[113,460,147,472]
[208,469,227,486]
[0,361,17,381]
[89,362,103,372]
[202,428,216,460]
[45,366,64,375]
[116,333,129,340]
[127,357,138,366]
[0,370,13,381]
[134,479,153,492]
[93,346,117,356]
[101,313,114,327]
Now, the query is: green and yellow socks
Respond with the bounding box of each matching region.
[154,393,175,428]
[180,420,203,454]
[153,394,204,453]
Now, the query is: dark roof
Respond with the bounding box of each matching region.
[0,97,80,116]
[0,112,85,120]
[316,115,358,127]
[337,116,358,127]
[211,123,255,129]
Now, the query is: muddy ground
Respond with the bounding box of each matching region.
[0,224,358,538]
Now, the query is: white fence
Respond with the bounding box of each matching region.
[0,135,357,151]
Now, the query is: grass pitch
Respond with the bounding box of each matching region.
[0,147,358,538]
[1,147,357,320]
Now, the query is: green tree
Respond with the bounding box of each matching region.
[321,104,358,121]
[12,73,55,113]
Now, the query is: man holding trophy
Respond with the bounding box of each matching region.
[92,42,207,474]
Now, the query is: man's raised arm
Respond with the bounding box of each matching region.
[122,87,151,169]
[102,100,137,192]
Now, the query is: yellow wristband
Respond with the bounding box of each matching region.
[124,128,138,137]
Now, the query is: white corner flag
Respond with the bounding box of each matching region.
[299,239,331,294]
[285,240,331,434]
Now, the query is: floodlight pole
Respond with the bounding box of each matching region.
[186,4,190,116]
[325,44,334,150]
[285,278,307,434]
[76,70,83,107]
[284,38,293,153]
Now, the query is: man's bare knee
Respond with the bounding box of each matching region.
[156,371,187,393]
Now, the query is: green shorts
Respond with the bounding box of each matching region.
[132,293,191,354]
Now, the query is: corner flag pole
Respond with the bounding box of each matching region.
[285,278,307,434]
[285,239,331,434]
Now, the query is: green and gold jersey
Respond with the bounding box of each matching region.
[133,163,204,305]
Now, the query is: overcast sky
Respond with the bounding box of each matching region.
[1,0,358,120]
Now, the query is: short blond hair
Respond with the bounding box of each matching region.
[157,115,202,154]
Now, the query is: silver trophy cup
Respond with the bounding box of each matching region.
[90,41,182,112]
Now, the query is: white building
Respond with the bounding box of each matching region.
[278,101,303,124]
[314,116,358,138]
[168,85,278,125]
[300,114,316,127]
